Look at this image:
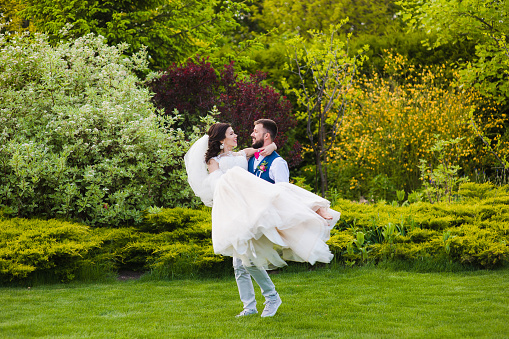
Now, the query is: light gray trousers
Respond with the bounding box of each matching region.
[233,257,277,311]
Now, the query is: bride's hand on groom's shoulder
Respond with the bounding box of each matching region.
[259,142,277,157]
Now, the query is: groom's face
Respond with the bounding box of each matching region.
[251,124,266,149]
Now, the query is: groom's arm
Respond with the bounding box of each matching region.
[270,158,290,183]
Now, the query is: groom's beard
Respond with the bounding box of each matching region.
[252,139,264,149]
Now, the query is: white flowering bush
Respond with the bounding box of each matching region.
[0,33,199,226]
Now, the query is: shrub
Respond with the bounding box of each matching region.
[138,207,211,234]
[0,208,226,284]
[86,207,220,277]
[218,65,299,165]
[2,184,508,285]
[0,218,104,283]
[327,52,507,200]
[149,58,302,167]
[133,208,227,279]
[149,57,220,132]
[448,224,508,269]
[0,33,198,226]
[329,183,509,268]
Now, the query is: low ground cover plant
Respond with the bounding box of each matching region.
[330,182,509,269]
[0,208,226,285]
[1,183,507,285]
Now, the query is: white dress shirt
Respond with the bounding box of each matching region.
[252,155,290,183]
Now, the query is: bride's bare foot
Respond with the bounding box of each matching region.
[317,207,333,220]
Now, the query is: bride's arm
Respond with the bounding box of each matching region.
[207,159,219,173]
[241,142,277,158]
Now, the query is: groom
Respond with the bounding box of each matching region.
[233,118,289,318]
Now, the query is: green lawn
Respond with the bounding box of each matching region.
[1,266,508,338]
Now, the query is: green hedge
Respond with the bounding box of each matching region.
[0,208,225,284]
[1,183,508,285]
[329,182,509,269]
[0,33,199,227]
[0,218,104,283]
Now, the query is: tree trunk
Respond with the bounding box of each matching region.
[315,150,325,197]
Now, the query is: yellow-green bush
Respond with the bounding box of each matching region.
[327,230,355,253]
[2,186,508,285]
[327,51,507,200]
[329,182,509,269]
[0,208,224,284]
[449,224,508,268]
[0,218,103,282]
[92,208,222,278]
[138,207,211,234]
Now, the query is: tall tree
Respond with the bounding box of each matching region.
[283,23,368,196]
[17,0,245,69]
[398,0,509,102]
[252,0,399,37]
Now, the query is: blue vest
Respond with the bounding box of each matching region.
[248,152,280,184]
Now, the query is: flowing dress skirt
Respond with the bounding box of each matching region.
[211,167,340,268]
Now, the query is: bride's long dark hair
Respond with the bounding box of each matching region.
[205,123,231,164]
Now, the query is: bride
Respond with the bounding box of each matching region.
[185,122,340,268]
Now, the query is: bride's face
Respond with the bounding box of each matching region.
[222,127,238,150]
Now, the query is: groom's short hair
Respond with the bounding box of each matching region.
[254,119,278,141]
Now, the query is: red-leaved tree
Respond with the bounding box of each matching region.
[218,65,301,167]
[149,57,302,167]
[150,57,220,131]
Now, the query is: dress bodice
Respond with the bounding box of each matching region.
[213,151,248,172]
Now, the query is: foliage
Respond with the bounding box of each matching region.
[0,0,35,33]
[0,218,103,283]
[138,207,210,234]
[149,57,220,132]
[251,0,400,38]
[327,52,507,200]
[0,32,199,226]
[218,64,301,165]
[390,0,509,180]
[418,137,470,203]
[0,207,227,283]
[468,108,509,174]
[119,207,223,279]
[283,22,368,195]
[2,183,508,285]
[149,57,302,166]
[329,182,509,269]
[398,0,509,102]
[11,0,245,69]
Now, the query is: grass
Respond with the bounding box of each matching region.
[1,265,508,338]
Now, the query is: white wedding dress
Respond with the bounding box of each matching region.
[185,135,340,268]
